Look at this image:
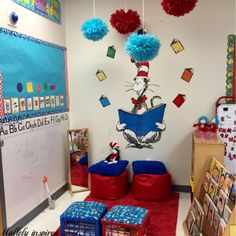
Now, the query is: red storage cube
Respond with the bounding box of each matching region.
[132,173,172,201]
[102,206,151,236]
[90,169,128,200]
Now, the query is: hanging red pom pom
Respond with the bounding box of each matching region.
[161,0,197,17]
[110,9,141,34]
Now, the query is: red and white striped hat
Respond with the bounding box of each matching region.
[109,142,119,150]
[136,61,149,79]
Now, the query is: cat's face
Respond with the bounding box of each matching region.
[132,76,148,94]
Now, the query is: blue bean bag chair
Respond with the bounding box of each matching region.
[79,154,88,165]
[89,160,129,176]
[132,160,167,175]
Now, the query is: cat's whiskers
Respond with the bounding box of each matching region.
[126,81,133,85]
[148,83,159,87]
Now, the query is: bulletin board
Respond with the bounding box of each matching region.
[0,27,68,123]
[216,97,236,175]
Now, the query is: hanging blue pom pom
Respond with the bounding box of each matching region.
[81,17,108,41]
[125,33,161,62]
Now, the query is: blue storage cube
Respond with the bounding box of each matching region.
[60,201,107,236]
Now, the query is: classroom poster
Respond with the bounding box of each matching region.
[12,0,61,24]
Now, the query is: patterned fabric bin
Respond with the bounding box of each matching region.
[60,201,107,236]
[102,205,150,236]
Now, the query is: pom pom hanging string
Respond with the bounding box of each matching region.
[93,0,96,17]
[142,0,145,30]
[81,0,108,41]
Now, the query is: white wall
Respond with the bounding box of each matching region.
[65,0,235,186]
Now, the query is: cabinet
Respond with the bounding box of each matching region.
[192,134,224,194]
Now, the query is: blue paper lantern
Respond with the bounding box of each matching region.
[81,17,108,41]
[125,33,161,62]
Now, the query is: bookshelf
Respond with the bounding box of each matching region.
[183,157,236,236]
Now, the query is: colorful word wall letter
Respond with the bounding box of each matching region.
[12,0,61,24]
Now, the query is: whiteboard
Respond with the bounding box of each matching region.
[1,114,69,227]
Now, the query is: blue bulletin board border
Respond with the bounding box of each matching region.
[12,0,61,24]
[0,27,68,123]
[0,27,65,50]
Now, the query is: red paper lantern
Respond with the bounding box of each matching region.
[161,0,197,17]
[110,9,141,34]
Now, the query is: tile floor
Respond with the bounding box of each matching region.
[24,190,191,236]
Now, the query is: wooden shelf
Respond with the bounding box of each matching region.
[192,134,224,194]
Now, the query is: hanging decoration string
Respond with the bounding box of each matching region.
[81,0,108,41]
[93,0,96,17]
[142,0,145,29]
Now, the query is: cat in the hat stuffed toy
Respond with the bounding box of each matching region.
[104,142,120,164]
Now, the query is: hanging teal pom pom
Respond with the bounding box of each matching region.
[81,17,109,41]
[125,33,161,62]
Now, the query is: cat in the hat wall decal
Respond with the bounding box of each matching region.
[117,60,167,149]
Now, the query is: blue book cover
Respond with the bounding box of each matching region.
[118,104,166,136]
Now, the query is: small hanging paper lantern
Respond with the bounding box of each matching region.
[161,0,197,17]
[81,17,108,41]
[125,33,161,62]
[110,9,141,34]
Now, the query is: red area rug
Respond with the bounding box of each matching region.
[53,191,179,236]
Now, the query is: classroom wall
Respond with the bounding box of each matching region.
[0,0,69,227]
[0,0,66,46]
[64,0,235,186]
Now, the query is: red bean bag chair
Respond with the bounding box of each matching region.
[90,169,128,200]
[132,173,172,201]
[131,160,172,201]
[79,164,88,188]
